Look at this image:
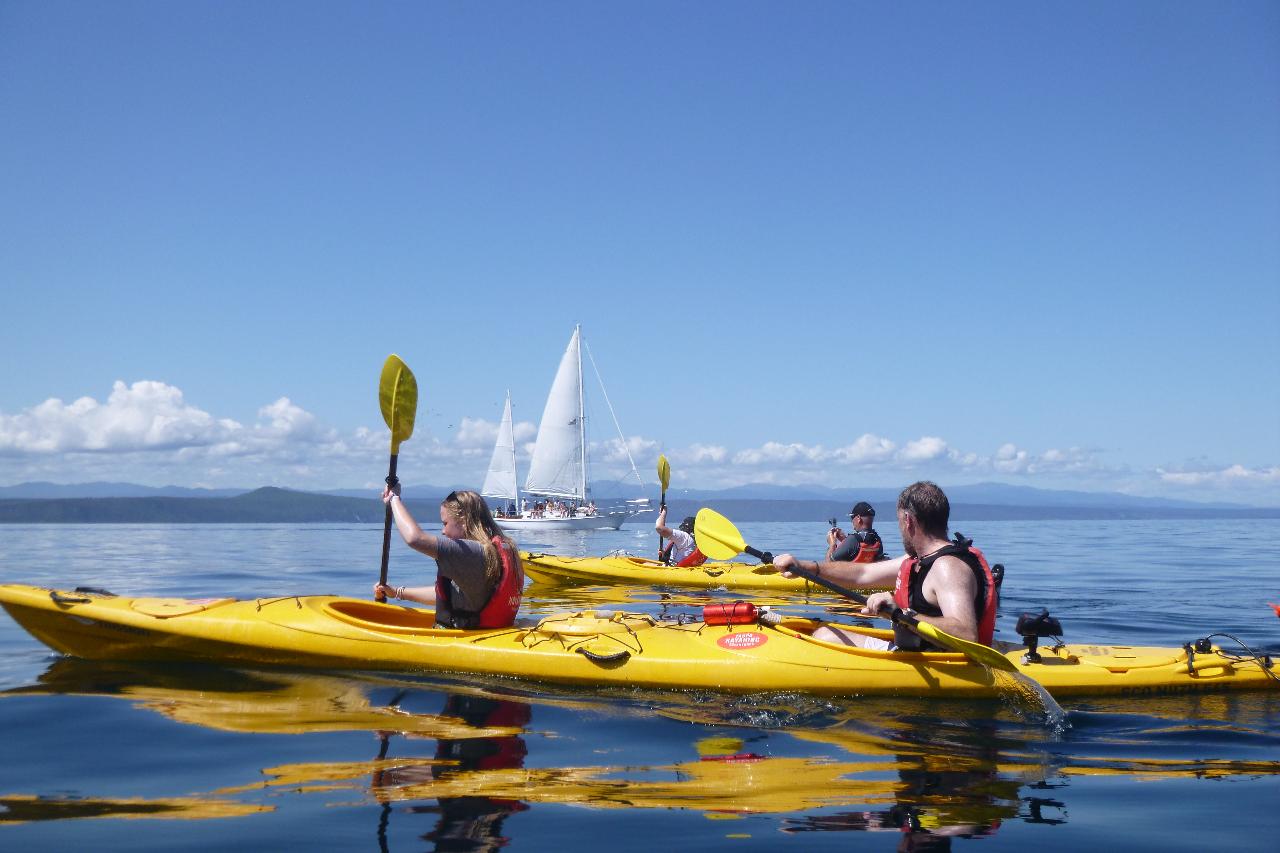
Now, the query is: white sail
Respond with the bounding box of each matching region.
[480,391,518,501]
[523,326,587,500]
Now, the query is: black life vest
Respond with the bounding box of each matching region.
[892,534,998,650]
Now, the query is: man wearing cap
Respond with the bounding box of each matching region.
[826,501,885,563]
[655,506,708,567]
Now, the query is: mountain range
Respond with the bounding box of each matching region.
[0,480,1275,523]
[0,478,1265,508]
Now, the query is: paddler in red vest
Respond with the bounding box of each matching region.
[774,481,998,651]
[656,507,708,567]
[825,500,886,563]
[373,487,524,629]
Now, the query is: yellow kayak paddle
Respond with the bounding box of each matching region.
[376,354,418,602]
[656,454,671,559]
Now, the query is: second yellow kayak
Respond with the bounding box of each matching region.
[520,551,879,594]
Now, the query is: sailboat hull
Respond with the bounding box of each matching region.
[494,512,630,531]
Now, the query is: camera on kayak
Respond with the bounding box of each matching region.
[1016,609,1063,664]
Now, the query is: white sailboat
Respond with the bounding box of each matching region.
[485,325,650,531]
[480,390,520,515]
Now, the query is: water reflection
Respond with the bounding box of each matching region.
[372,694,531,853]
[0,794,269,824]
[2,657,1277,848]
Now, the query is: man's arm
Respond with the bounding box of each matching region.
[655,507,675,538]
[774,553,902,589]
[828,536,859,562]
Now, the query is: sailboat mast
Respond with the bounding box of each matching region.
[576,325,587,503]
[507,391,519,507]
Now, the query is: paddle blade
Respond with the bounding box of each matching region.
[657,455,670,492]
[379,354,418,453]
[908,619,1017,672]
[693,508,746,560]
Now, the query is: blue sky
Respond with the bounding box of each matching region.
[1,1,1277,504]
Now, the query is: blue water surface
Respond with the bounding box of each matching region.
[0,519,1276,851]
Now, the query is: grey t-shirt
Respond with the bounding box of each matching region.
[435,536,490,613]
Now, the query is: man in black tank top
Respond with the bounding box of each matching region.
[772,482,983,650]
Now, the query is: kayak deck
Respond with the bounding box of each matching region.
[1,584,1274,699]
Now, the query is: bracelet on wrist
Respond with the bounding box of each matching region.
[395,586,405,600]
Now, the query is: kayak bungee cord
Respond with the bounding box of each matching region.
[1188,633,1279,684]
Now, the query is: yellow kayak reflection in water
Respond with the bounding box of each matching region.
[4,659,1277,840]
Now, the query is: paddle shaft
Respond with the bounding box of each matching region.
[781,558,875,607]
[657,491,667,559]
[376,454,399,603]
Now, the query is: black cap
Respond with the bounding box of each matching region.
[851,501,875,518]
[679,516,696,534]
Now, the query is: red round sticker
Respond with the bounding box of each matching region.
[717,631,767,650]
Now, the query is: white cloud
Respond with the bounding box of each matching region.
[454,416,498,449]
[831,434,897,465]
[592,434,660,464]
[3,380,1274,505]
[683,444,727,464]
[993,442,1031,473]
[454,417,538,450]
[1157,464,1280,487]
[897,436,951,463]
[0,381,236,454]
[733,441,828,466]
[257,397,316,436]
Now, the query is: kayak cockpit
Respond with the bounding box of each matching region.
[323,600,441,633]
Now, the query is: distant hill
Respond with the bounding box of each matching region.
[0,481,248,499]
[0,487,418,523]
[3,478,1268,510]
[0,481,1274,523]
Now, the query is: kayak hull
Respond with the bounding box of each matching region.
[520,552,864,593]
[1,584,1273,699]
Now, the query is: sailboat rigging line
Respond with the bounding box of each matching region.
[584,339,647,490]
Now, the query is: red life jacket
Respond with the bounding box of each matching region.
[660,534,707,567]
[676,547,708,567]
[852,539,882,563]
[435,536,524,629]
[436,695,531,772]
[893,534,998,647]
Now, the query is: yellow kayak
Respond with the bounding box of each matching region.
[520,551,876,594]
[1,584,1274,698]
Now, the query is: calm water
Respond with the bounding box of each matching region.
[0,519,1277,851]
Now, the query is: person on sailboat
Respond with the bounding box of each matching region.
[655,506,708,567]
[373,487,525,629]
